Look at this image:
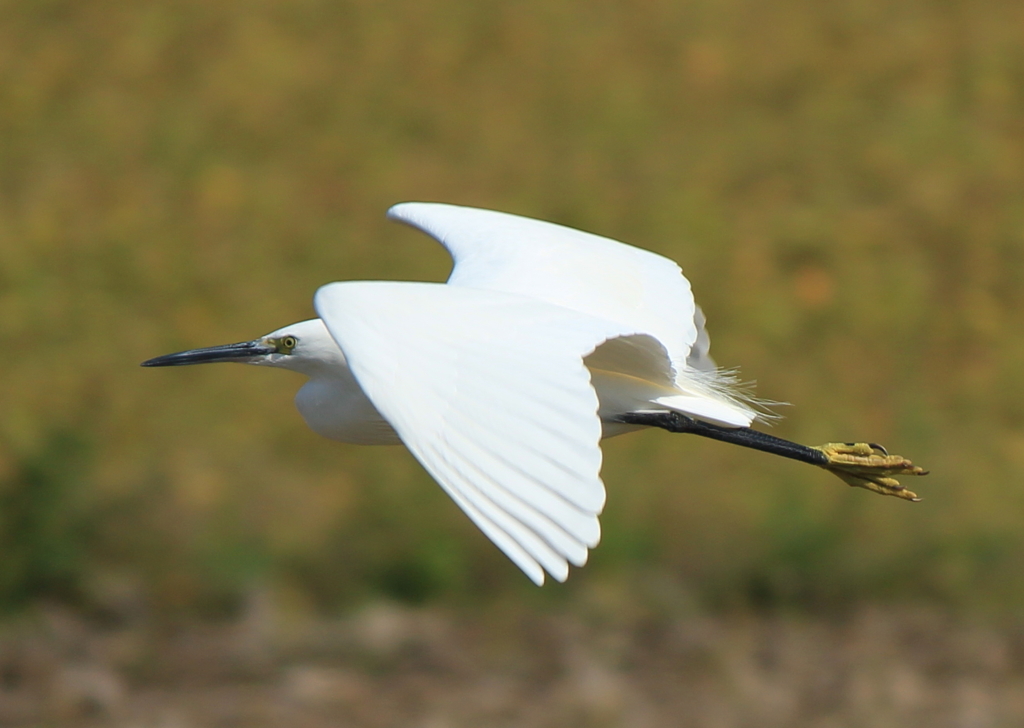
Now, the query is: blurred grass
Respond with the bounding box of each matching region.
[1,0,1023,616]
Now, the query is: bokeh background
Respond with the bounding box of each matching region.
[2,0,1024,725]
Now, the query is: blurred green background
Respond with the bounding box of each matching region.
[1,0,1022,619]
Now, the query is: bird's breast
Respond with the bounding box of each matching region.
[295,376,401,445]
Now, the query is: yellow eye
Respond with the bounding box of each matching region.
[276,336,297,354]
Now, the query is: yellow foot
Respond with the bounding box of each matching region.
[811,443,928,501]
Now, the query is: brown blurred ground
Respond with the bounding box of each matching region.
[3,601,1024,728]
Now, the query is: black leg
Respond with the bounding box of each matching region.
[616,411,927,501]
[617,411,828,466]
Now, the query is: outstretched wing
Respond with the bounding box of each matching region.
[387,202,699,368]
[315,281,659,585]
[387,202,757,427]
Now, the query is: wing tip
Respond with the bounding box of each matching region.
[387,201,456,226]
[385,201,415,221]
[548,561,569,583]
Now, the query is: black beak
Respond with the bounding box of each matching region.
[141,340,276,367]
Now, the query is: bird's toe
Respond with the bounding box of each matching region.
[812,443,927,502]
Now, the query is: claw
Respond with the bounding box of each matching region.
[811,442,927,501]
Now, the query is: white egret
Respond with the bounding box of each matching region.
[143,203,926,585]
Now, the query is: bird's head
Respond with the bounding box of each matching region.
[141,318,346,376]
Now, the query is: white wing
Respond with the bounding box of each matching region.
[388,202,757,427]
[388,202,698,368]
[315,281,661,584]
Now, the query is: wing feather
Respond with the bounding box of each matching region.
[440,421,600,548]
[421,462,547,585]
[421,443,571,582]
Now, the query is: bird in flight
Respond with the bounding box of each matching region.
[143,203,926,585]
